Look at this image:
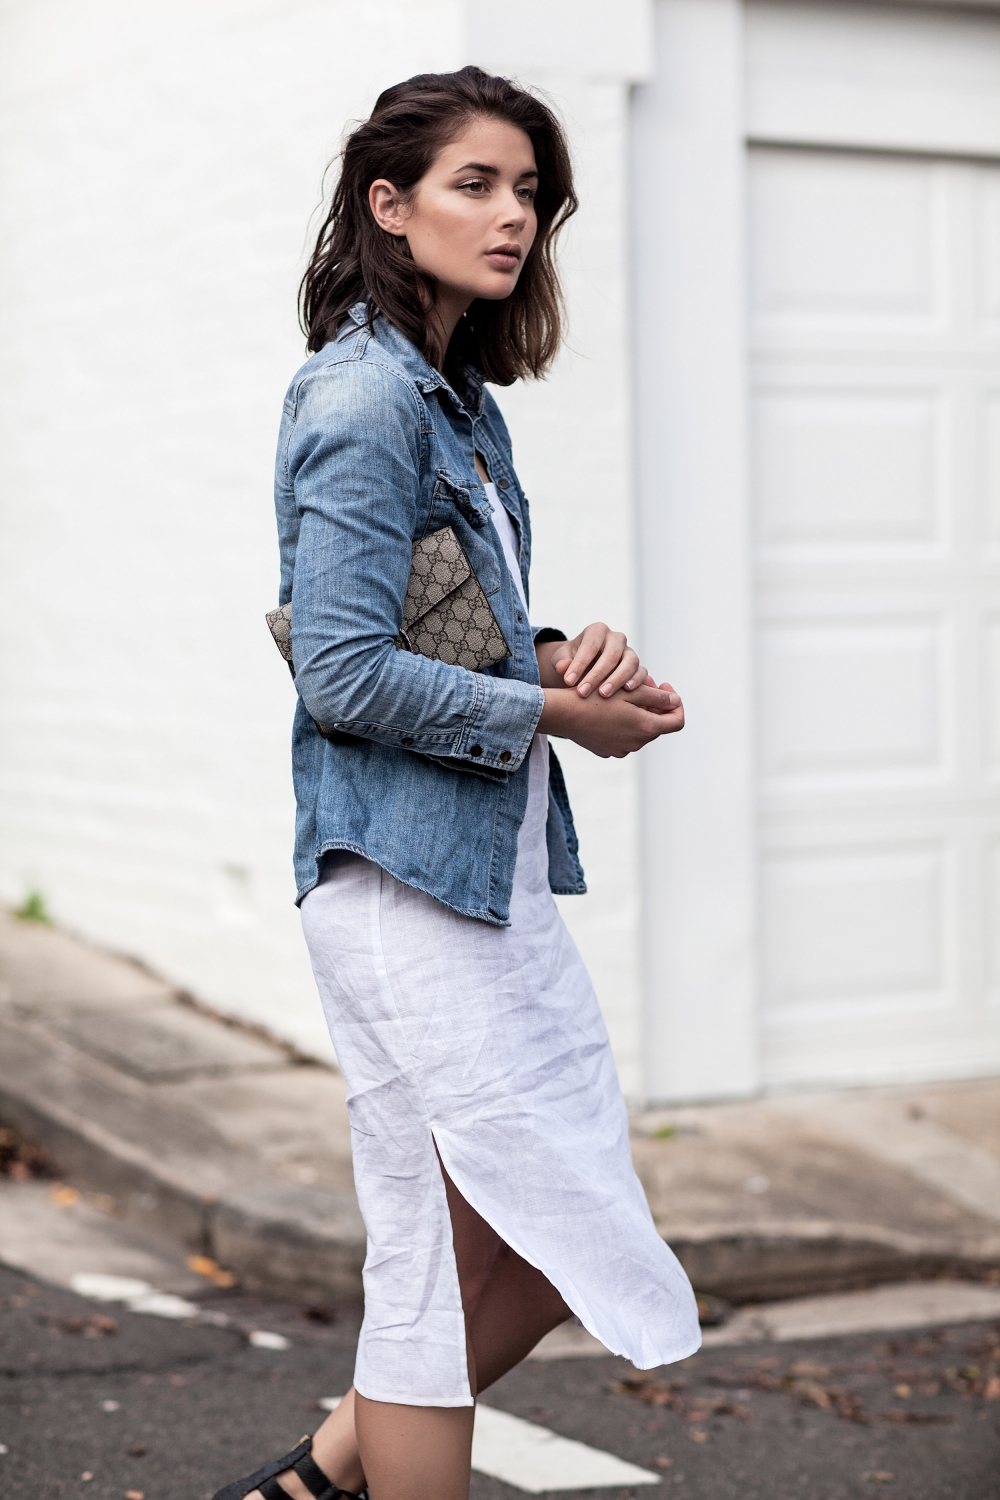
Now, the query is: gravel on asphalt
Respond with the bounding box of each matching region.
[0,1264,998,1500]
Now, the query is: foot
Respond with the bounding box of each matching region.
[242,1395,366,1500]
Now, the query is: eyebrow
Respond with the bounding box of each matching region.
[452,161,538,180]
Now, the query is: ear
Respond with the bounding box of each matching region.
[369,179,409,237]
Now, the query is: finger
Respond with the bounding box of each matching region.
[628,706,683,748]
[569,639,626,696]
[562,624,609,686]
[577,633,628,697]
[632,682,682,716]
[630,683,677,713]
[656,683,683,717]
[647,706,685,736]
[598,648,642,698]
[622,659,646,692]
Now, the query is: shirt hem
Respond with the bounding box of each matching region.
[353,1377,474,1408]
[296,840,510,925]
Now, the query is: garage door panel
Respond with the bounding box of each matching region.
[979,173,1000,332]
[980,618,1000,778]
[761,843,950,1019]
[754,388,943,547]
[982,393,1000,546]
[751,141,999,1086]
[760,617,944,786]
[749,149,945,328]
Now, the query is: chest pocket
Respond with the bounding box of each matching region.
[427,469,501,595]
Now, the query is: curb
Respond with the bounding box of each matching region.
[4,1016,999,1306]
[0,1007,367,1302]
[666,1221,1000,1304]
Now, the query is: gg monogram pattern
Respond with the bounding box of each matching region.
[265,603,294,666]
[265,526,510,678]
[399,527,510,671]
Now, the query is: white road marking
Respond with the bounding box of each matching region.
[248,1329,291,1350]
[68,1274,199,1320]
[127,1291,201,1319]
[70,1273,151,1301]
[471,1406,660,1492]
[316,1398,659,1492]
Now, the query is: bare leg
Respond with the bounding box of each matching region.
[354,1394,474,1500]
[246,1159,570,1500]
[439,1161,571,1396]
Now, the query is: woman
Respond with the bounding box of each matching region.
[217,64,699,1500]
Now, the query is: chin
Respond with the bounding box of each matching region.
[471,278,520,303]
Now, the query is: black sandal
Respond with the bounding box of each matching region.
[212,1434,368,1500]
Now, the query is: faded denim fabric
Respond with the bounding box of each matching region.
[275,304,585,923]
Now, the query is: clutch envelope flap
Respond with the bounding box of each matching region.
[402,527,471,631]
[265,603,294,665]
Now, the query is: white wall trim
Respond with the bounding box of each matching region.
[631,0,759,1102]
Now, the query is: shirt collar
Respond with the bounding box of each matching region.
[347,301,486,418]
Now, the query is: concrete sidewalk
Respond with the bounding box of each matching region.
[1,908,999,1303]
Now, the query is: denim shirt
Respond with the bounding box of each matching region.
[274,304,586,923]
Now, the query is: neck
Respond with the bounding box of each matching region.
[427,286,473,373]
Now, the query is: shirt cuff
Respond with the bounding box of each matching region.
[456,674,544,773]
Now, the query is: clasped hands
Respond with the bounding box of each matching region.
[535,623,684,760]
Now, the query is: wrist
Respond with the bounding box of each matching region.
[538,687,582,738]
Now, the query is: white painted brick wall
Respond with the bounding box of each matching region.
[0,0,651,1096]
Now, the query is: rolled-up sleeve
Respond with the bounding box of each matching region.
[286,361,543,774]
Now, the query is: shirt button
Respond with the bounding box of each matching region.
[401,737,413,747]
[497,477,510,490]
[500,750,511,763]
[470,744,482,757]
[517,612,524,622]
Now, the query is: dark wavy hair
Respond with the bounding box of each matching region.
[299,66,577,385]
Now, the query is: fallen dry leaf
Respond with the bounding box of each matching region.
[790,1360,831,1379]
[49,1183,81,1208]
[792,1379,832,1410]
[186,1254,237,1288]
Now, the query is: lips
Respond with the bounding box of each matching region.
[485,244,522,270]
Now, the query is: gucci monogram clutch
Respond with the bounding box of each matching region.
[266,525,511,677]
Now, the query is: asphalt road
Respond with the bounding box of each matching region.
[1,1264,998,1500]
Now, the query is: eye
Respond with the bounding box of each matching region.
[458,178,489,195]
[516,186,537,203]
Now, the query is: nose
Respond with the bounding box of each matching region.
[498,188,528,231]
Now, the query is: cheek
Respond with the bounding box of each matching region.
[408,197,482,267]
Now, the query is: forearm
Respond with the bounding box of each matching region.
[296,638,543,774]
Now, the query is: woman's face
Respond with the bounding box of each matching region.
[369,116,539,313]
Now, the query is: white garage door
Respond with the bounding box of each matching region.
[749,141,1000,1085]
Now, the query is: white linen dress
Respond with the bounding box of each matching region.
[299,486,701,1406]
